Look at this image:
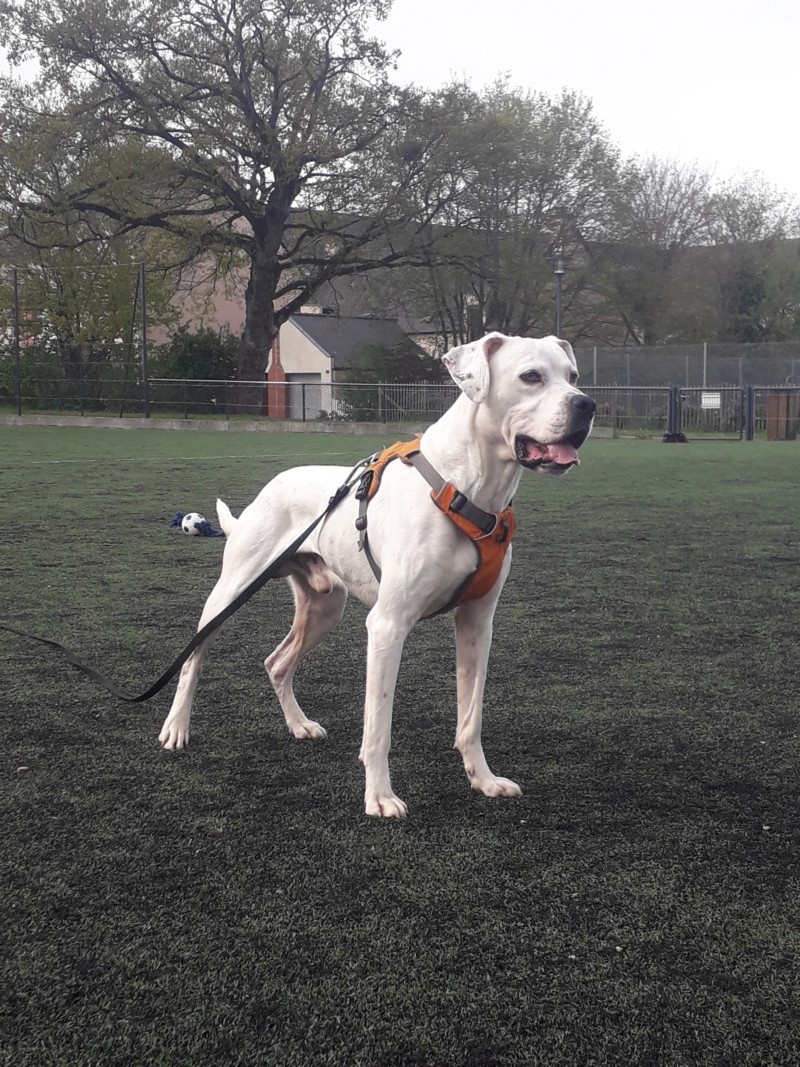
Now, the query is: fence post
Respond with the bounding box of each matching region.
[12,267,22,416]
[702,341,707,389]
[119,269,140,417]
[79,340,87,417]
[140,262,150,418]
[668,386,679,436]
[593,346,597,386]
[745,387,754,441]
[302,382,306,422]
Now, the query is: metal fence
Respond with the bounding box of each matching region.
[574,341,800,388]
[673,388,746,439]
[583,387,671,435]
[580,385,800,440]
[0,350,144,416]
[4,356,800,441]
[147,378,462,423]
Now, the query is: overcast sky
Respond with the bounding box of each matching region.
[3,1,795,200]
[376,0,799,200]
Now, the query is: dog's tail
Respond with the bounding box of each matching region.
[216,499,237,537]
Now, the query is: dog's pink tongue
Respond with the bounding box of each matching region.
[546,442,579,466]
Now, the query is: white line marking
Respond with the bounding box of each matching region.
[11,451,373,467]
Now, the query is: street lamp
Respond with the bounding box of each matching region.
[552,249,566,337]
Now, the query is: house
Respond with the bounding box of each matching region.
[265,310,414,418]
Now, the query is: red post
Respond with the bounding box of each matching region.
[265,334,287,418]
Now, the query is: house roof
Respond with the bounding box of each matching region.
[290,313,411,370]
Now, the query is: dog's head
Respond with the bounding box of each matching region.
[442,332,595,476]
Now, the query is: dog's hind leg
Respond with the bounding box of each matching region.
[453,594,522,800]
[158,575,238,750]
[265,554,347,740]
[158,536,289,750]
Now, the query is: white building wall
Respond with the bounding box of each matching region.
[279,321,332,379]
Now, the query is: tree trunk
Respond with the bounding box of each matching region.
[236,240,280,416]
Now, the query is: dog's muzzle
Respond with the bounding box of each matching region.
[515,394,596,472]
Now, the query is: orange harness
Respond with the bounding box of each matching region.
[355,436,516,608]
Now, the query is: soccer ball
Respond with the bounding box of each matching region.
[181,512,207,535]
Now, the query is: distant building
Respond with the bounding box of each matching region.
[266,310,414,418]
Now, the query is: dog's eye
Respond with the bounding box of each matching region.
[569,372,579,384]
[520,370,542,385]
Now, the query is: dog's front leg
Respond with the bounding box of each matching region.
[360,607,412,818]
[454,597,522,799]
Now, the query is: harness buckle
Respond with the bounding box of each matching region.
[448,490,468,514]
[355,516,368,532]
[354,470,374,501]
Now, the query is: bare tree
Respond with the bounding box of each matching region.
[366,82,622,347]
[595,157,715,343]
[708,174,800,341]
[0,0,460,381]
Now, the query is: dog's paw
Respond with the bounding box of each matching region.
[158,723,190,751]
[289,719,327,740]
[365,792,408,818]
[471,775,522,799]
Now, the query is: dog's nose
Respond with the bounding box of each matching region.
[570,393,596,417]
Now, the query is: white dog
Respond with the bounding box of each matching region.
[158,333,595,817]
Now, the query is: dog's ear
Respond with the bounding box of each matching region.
[542,335,577,369]
[442,332,507,404]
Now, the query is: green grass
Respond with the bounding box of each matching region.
[2,425,800,1066]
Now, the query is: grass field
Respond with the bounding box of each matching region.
[2,425,800,1067]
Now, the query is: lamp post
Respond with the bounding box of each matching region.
[552,249,565,337]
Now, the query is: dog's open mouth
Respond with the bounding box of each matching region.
[515,434,582,470]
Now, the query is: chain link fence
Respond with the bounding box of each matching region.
[574,341,800,388]
[0,348,144,416]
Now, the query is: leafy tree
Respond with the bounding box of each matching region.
[150,326,240,380]
[1,221,176,386]
[0,0,461,385]
[378,82,622,347]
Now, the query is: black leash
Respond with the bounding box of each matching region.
[0,468,365,703]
